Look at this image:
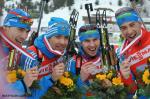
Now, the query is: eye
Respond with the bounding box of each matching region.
[120,26,127,31]
[84,39,90,43]
[93,38,98,41]
[65,36,69,39]
[55,35,61,39]
[129,23,135,27]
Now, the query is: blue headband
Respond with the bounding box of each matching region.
[116,11,140,27]
[79,29,100,42]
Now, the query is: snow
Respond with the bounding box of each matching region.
[2,0,128,26]
[1,0,131,31]
[32,0,127,31]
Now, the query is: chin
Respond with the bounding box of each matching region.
[89,53,97,57]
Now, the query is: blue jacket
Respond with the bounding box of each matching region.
[0,36,26,96]
[18,35,64,99]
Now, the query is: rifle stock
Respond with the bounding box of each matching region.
[62,9,79,65]
[96,9,106,66]
[102,10,118,67]
[85,3,93,24]
[96,9,118,67]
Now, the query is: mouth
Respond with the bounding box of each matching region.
[128,34,137,40]
[15,39,23,45]
[55,46,65,52]
[88,48,97,54]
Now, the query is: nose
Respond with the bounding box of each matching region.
[126,27,133,35]
[89,41,95,47]
[59,38,68,45]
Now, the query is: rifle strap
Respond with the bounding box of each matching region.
[75,55,82,75]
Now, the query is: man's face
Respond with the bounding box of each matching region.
[81,38,100,57]
[120,21,142,42]
[4,27,29,46]
[48,35,69,53]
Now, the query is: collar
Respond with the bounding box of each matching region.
[0,27,34,60]
[120,28,147,55]
[34,35,62,59]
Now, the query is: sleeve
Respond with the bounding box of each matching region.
[117,47,137,94]
[7,80,26,96]
[19,49,39,70]
[67,57,90,93]
[120,72,137,94]
[6,50,39,96]
[28,75,54,99]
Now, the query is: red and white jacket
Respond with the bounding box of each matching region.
[119,28,150,93]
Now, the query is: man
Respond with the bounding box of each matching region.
[19,17,70,98]
[115,7,150,97]
[67,24,103,98]
[0,8,38,97]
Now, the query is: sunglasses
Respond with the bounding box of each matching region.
[9,11,33,26]
[20,18,33,26]
[79,25,97,33]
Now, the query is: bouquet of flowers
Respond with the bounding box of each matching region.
[42,72,82,99]
[135,64,150,97]
[7,69,40,90]
[7,69,26,83]
[88,69,128,99]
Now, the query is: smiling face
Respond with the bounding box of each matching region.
[48,35,69,53]
[81,38,100,57]
[120,21,142,42]
[4,27,29,46]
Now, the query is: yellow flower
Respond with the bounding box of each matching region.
[142,69,150,84]
[107,71,113,79]
[21,70,26,76]
[64,72,70,77]
[17,69,26,77]
[7,71,17,83]
[11,70,16,73]
[148,58,150,63]
[96,74,106,80]
[112,77,123,85]
[59,76,74,87]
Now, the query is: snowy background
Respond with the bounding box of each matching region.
[1,0,150,44]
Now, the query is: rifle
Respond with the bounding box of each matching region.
[85,3,93,24]
[60,9,79,66]
[96,9,106,66]
[95,8,118,68]
[102,9,118,67]
[27,0,49,47]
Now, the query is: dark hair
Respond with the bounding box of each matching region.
[78,24,97,35]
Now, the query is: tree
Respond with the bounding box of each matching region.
[118,0,122,6]
[67,0,74,10]
[18,0,40,18]
[95,0,99,5]
[0,0,4,16]
[44,3,49,14]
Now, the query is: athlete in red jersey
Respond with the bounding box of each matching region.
[115,7,150,98]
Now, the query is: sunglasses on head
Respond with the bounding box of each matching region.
[9,11,33,26]
[79,25,97,33]
[20,18,33,26]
